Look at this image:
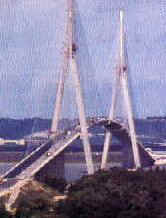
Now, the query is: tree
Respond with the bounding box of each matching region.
[56,168,166,218]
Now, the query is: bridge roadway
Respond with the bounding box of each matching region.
[0,130,81,197]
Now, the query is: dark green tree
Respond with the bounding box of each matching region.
[56,168,166,218]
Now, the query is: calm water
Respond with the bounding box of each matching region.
[64,162,122,181]
[0,162,122,182]
[1,159,166,182]
[0,162,15,175]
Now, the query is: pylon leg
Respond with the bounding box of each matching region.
[71,58,94,175]
[51,63,69,133]
[51,0,72,133]
[121,74,141,169]
[101,72,120,169]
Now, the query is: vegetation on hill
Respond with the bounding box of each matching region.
[0,178,66,218]
[0,118,166,139]
[56,168,166,218]
[2,168,166,217]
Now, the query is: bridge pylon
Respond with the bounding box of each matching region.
[101,10,141,170]
[51,0,94,175]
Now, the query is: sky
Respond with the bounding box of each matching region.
[0,0,166,119]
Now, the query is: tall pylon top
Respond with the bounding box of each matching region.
[67,0,73,59]
[120,10,124,23]
[120,10,125,72]
[68,0,77,58]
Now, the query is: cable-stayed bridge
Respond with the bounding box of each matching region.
[0,0,156,211]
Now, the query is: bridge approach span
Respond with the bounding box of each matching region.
[0,130,80,196]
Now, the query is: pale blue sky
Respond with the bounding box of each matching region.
[0,0,165,119]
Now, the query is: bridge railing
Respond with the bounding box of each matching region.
[2,140,53,179]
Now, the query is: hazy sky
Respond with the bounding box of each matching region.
[0,0,165,119]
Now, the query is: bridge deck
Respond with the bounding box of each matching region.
[0,131,80,196]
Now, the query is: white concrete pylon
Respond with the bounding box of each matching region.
[119,10,141,169]
[101,68,120,169]
[51,52,69,133]
[68,0,94,174]
[101,10,141,170]
[52,0,94,174]
[120,73,141,169]
[51,0,72,133]
[71,57,94,175]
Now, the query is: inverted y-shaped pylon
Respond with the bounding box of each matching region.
[101,10,141,170]
[51,0,94,174]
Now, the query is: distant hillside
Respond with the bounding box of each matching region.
[0,118,166,140]
[135,119,166,139]
[0,118,75,139]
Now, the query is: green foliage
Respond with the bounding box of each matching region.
[56,168,166,218]
[35,174,67,193]
[43,176,67,193]
[15,199,49,218]
[2,168,166,218]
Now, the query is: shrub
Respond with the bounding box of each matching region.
[56,168,166,218]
